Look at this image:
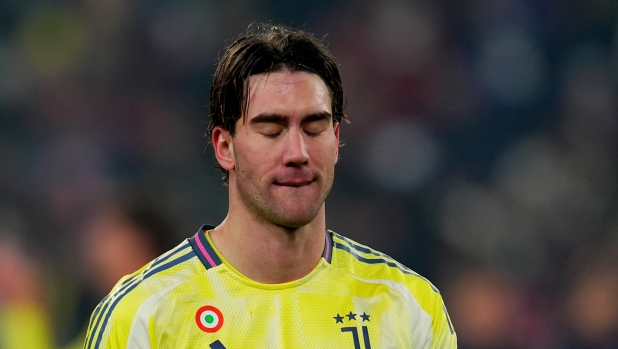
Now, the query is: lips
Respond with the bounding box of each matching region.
[273,173,316,187]
[274,179,314,187]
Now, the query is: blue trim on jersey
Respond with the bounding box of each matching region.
[145,241,192,274]
[333,241,439,293]
[333,232,400,263]
[210,340,228,349]
[188,226,222,270]
[85,270,143,347]
[198,227,222,265]
[334,241,407,269]
[87,250,195,349]
[85,242,191,344]
[85,293,110,345]
[332,233,440,293]
[322,230,334,263]
[188,236,211,270]
[443,304,455,334]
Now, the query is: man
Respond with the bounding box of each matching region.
[85,24,457,348]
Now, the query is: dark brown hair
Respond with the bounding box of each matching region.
[208,23,346,183]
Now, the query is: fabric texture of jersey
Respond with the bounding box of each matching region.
[85,225,457,349]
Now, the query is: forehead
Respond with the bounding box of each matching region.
[245,70,332,118]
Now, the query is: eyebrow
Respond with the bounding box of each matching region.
[249,112,333,125]
[249,113,288,125]
[302,112,332,123]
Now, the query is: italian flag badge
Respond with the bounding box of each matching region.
[196,305,224,333]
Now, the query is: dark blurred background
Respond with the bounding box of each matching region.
[1,0,618,348]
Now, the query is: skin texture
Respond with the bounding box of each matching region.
[210,70,340,283]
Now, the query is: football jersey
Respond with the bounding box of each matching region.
[84,225,457,349]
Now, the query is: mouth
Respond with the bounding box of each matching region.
[273,178,315,188]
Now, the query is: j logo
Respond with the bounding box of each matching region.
[333,311,372,349]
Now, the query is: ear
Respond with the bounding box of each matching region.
[333,122,340,164]
[212,126,235,171]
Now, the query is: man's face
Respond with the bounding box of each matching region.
[226,70,340,228]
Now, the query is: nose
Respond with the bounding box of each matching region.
[282,128,309,166]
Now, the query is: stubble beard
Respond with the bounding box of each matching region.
[234,167,334,229]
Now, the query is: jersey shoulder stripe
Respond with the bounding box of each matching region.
[328,230,457,347]
[85,240,195,349]
[88,244,195,349]
[329,231,439,293]
[443,304,455,335]
[332,231,398,261]
[85,240,192,347]
[84,240,192,344]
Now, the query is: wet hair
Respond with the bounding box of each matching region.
[208,23,347,183]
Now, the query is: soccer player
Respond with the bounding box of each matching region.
[84,24,457,349]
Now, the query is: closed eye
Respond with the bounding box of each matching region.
[250,113,286,138]
[264,131,282,138]
[303,119,329,138]
[254,124,284,138]
[305,130,322,137]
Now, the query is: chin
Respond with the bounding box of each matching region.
[267,206,322,229]
[275,221,312,230]
[271,213,316,229]
[244,187,327,229]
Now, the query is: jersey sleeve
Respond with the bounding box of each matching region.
[84,274,150,349]
[429,294,457,349]
[401,273,457,349]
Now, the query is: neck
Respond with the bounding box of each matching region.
[209,198,327,284]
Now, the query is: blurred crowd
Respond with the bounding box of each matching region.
[1,0,618,348]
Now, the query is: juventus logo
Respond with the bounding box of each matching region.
[341,326,372,349]
[334,311,372,349]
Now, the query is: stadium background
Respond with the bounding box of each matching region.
[1,0,618,348]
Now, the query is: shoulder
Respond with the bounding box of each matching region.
[108,238,200,300]
[328,230,457,347]
[329,230,439,295]
[84,239,201,349]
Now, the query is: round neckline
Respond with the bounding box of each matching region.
[204,229,329,290]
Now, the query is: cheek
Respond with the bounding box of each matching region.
[235,141,276,173]
[308,145,338,173]
[317,138,339,163]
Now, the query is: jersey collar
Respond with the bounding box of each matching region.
[188,225,222,269]
[189,224,334,270]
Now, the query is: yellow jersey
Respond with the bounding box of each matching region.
[85,225,456,348]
